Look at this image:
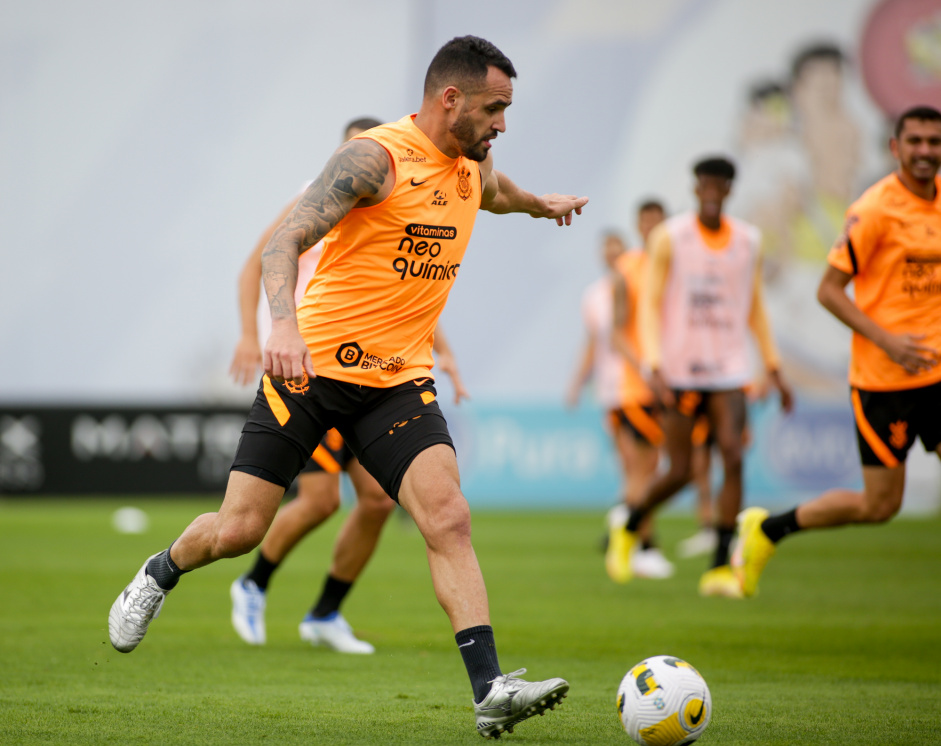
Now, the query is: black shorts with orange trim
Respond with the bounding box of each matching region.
[611,404,663,447]
[231,374,453,501]
[851,381,941,467]
[672,389,708,419]
[299,428,356,475]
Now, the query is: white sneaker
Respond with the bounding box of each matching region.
[631,547,675,579]
[474,668,569,739]
[677,528,718,558]
[605,503,629,531]
[109,554,168,653]
[231,578,266,645]
[299,612,374,654]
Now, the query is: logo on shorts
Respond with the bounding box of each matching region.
[284,372,309,395]
[388,415,422,435]
[336,342,364,368]
[889,420,908,450]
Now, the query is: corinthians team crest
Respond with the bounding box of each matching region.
[456,165,473,201]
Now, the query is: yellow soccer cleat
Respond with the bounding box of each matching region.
[733,507,775,597]
[698,564,743,599]
[606,525,637,583]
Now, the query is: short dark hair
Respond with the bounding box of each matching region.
[423,35,516,97]
[894,105,941,138]
[344,117,383,136]
[693,157,736,181]
[791,42,845,81]
[637,198,666,215]
[749,80,787,105]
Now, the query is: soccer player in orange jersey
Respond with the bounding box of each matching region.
[227,118,471,654]
[606,156,793,597]
[736,105,941,597]
[109,36,586,738]
[605,202,675,580]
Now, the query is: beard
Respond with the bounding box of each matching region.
[450,112,490,162]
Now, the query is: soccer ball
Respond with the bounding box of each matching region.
[616,655,711,745]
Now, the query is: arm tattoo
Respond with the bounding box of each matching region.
[262,139,389,320]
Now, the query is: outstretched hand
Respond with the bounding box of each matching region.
[532,194,589,226]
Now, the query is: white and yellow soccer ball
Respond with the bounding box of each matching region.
[616,655,711,746]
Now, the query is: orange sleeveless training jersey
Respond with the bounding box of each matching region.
[614,251,654,406]
[828,173,941,391]
[296,115,481,387]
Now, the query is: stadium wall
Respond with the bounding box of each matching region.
[3,399,938,515]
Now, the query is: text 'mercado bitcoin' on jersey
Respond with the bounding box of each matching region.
[296,115,482,388]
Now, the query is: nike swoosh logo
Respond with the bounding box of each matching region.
[689,700,705,725]
[410,178,428,187]
[413,378,430,386]
[458,638,475,648]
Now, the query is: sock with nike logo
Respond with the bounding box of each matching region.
[455,625,501,703]
[146,544,187,591]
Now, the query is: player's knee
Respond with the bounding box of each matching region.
[860,498,901,524]
[359,491,396,521]
[662,462,691,493]
[717,444,743,473]
[421,489,472,543]
[296,486,341,521]
[213,519,266,558]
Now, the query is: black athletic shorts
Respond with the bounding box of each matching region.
[231,374,454,501]
[671,389,710,419]
[851,381,941,467]
[299,428,356,475]
[610,404,663,447]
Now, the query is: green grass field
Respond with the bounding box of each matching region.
[1,498,939,745]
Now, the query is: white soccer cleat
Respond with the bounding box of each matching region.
[631,547,675,579]
[230,577,267,645]
[677,527,718,558]
[474,668,569,739]
[299,612,374,654]
[108,554,168,653]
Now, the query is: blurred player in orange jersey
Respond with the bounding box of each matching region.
[566,221,671,579]
[228,117,470,653]
[608,156,793,596]
[736,105,941,598]
[605,201,674,579]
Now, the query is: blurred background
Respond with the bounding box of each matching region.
[2,0,940,510]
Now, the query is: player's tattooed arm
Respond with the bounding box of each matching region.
[262,139,390,320]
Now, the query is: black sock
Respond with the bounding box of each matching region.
[311,575,353,618]
[626,507,647,533]
[761,509,801,544]
[244,550,280,591]
[712,525,736,568]
[456,625,501,703]
[146,545,186,591]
